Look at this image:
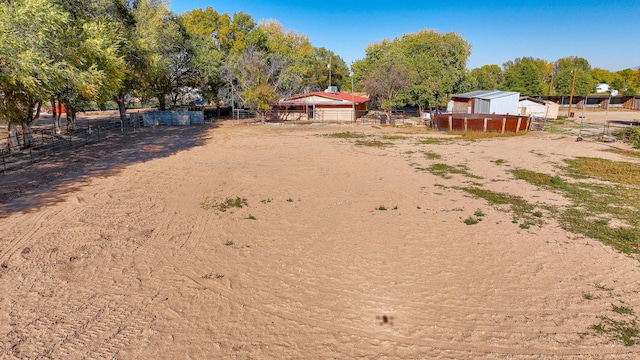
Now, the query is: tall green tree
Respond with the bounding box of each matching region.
[354,30,471,115]
[611,69,639,95]
[135,0,191,110]
[50,0,126,131]
[401,30,471,112]
[590,67,614,85]
[470,64,503,90]
[553,57,596,95]
[0,0,69,146]
[110,0,148,122]
[360,42,409,120]
[502,57,546,95]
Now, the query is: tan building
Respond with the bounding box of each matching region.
[271,88,369,122]
[518,96,559,119]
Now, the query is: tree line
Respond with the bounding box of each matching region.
[2,0,639,149]
[470,56,640,98]
[1,0,350,148]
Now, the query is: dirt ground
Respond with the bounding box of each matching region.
[1,111,640,358]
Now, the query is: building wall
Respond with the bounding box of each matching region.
[487,93,519,115]
[544,101,559,119]
[451,99,472,113]
[518,100,545,117]
[316,106,356,122]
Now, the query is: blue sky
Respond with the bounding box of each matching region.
[169,0,639,72]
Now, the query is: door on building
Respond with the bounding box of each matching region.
[307,105,314,120]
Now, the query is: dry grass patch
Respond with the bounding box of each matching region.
[563,157,640,187]
[604,148,640,160]
[446,130,529,140]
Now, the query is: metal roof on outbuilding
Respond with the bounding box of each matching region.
[453,90,520,100]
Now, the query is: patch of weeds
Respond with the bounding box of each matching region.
[382,135,407,140]
[457,187,544,227]
[594,283,613,291]
[392,205,398,210]
[464,216,481,225]
[377,205,387,211]
[612,304,635,316]
[545,124,572,134]
[591,316,639,346]
[201,196,248,212]
[355,139,393,147]
[325,131,366,139]
[246,214,257,220]
[286,198,293,202]
[564,157,640,187]
[605,148,640,160]
[615,127,640,149]
[417,137,452,145]
[532,211,543,218]
[512,165,640,256]
[260,198,272,204]
[550,175,564,185]
[447,131,527,140]
[583,293,595,300]
[474,209,485,217]
[224,240,235,247]
[493,159,506,165]
[422,163,483,179]
[424,151,441,160]
[519,220,535,230]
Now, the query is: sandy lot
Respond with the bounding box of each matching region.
[1,117,640,358]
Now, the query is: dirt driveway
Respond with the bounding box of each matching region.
[1,118,639,358]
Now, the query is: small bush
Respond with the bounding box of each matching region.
[464,216,481,225]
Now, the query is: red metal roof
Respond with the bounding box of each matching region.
[282,91,369,104]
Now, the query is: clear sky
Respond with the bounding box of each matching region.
[168,0,639,72]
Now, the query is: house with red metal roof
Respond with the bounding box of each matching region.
[271,87,369,122]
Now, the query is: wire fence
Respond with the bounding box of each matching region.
[228,109,425,125]
[1,115,144,174]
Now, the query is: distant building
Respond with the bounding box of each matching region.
[596,83,610,93]
[271,87,369,122]
[518,96,559,119]
[449,90,520,115]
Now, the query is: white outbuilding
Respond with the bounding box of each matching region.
[518,96,559,119]
[449,90,520,115]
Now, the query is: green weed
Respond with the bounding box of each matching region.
[424,151,441,160]
[355,139,393,147]
[421,163,483,179]
[325,132,366,139]
[201,196,248,212]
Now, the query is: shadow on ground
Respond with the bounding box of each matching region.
[0,124,213,218]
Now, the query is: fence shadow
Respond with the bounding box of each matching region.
[0,124,212,218]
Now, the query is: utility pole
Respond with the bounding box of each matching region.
[567,68,577,118]
[328,56,332,89]
[351,76,355,123]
